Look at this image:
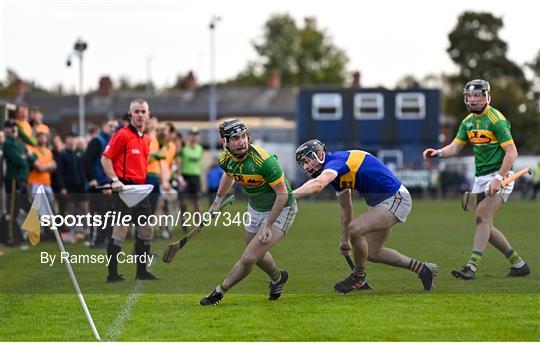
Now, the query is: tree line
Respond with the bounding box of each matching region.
[1,11,538,151]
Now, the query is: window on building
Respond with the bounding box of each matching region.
[312,93,343,120]
[396,93,426,119]
[354,93,384,119]
[377,149,403,169]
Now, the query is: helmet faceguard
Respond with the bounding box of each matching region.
[219,119,251,158]
[295,139,327,178]
[463,79,491,113]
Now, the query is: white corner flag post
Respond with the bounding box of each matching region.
[36,186,102,341]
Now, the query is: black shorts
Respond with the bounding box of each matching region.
[183,174,201,196]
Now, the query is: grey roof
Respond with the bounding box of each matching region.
[18,86,298,122]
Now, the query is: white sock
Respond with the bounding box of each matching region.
[216,284,227,294]
[513,260,526,268]
[466,263,477,272]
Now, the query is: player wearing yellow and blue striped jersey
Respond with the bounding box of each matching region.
[322,150,402,207]
[294,139,439,293]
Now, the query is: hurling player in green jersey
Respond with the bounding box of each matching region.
[200,119,298,306]
[424,79,529,280]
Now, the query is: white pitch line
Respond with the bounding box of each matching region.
[105,281,145,341]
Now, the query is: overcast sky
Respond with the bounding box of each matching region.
[1,0,539,92]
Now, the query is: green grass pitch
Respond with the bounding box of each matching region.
[1,199,539,341]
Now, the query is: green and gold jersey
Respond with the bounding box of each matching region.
[219,144,294,212]
[453,105,514,176]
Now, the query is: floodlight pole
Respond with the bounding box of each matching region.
[78,50,85,138]
[146,55,153,95]
[208,16,221,154]
[68,38,88,138]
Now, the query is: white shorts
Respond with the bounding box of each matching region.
[371,185,412,223]
[472,171,514,203]
[245,200,298,234]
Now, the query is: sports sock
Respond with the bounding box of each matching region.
[505,249,526,268]
[408,259,425,274]
[466,250,483,272]
[269,267,281,283]
[352,266,366,280]
[135,236,147,276]
[216,283,228,294]
[107,242,121,277]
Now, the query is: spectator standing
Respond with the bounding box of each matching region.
[58,133,86,242]
[1,120,36,246]
[206,158,224,204]
[15,104,36,147]
[82,119,118,248]
[50,135,66,215]
[179,127,203,213]
[27,131,56,205]
[29,106,50,136]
